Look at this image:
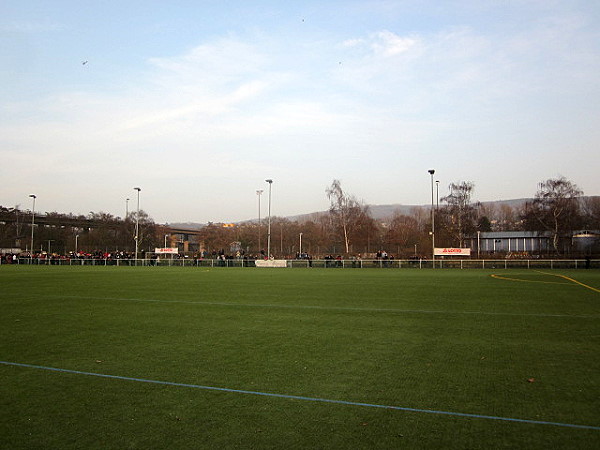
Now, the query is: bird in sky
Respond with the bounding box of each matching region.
[82,60,88,65]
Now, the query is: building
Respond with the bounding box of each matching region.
[468,231,552,256]
[572,230,600,255]
[468,230,600,256]
[162,226,202,254]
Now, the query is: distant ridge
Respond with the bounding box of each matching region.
[164,222,205,230]
[166,198,536,228]
[292,198,534,222]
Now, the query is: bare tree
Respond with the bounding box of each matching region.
[498,204,518,230]
[386,213,422,256]
[326,179,370,254]
[581,196,600,230]
[522,176,583,255]
[440,181,478,248]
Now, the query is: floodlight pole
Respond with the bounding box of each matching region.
[126,198,130,220]
[428,170,435,268]
[256,189,263,254]
[134,187,141,265]
[436,180,440,211]
[265,179,273,259]
[29,194,36,257]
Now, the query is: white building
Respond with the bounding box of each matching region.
[468,231,552,255]
[469,230,600,256]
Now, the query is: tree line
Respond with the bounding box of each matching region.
[324,176,599,257]
[1,176,598,257]
[0,209,159,256]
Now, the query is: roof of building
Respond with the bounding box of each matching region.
[473,230,600,239]
[475,231,551,239]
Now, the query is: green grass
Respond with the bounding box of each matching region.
[1,266,599,449]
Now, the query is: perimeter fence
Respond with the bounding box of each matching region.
[4,258,599,269]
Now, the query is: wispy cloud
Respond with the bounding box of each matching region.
[115,79,269,133]
[370,30,418,56]
[341,30,420,58]
[1,1,599,221]
[148,38,268,84]
[0,21,63,33]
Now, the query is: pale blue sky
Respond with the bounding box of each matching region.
[1,1,598,223]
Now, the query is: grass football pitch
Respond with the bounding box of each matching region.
[1,266,599,449]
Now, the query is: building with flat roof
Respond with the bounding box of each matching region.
[468,230,600,256]
[468,231,552,255]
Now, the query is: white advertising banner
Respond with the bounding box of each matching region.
[434,248,471,256]
[255,259,287,268]
[154,248,179,254]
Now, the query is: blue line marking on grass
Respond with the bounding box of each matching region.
[2,360,599,431]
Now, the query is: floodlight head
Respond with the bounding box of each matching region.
[428,169,435,175]
[265,179,273,184]
[134,187,141,192]
[29,194,36,199]
[256,189,263,195]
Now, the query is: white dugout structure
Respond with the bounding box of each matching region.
[469,231,552,254]
[469,230,600,255]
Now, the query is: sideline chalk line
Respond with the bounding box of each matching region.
[1,360,599,431]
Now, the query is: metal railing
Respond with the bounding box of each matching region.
[3,257,598,269]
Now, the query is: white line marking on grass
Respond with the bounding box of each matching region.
[1,360,599,431]
[40,295,600,319]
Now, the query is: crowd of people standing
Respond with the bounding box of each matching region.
[2,249,399,266]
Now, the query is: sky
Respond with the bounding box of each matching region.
[1,1,599,224]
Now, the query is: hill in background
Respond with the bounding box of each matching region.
[167,198,533,229]
[289,198,531,222]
